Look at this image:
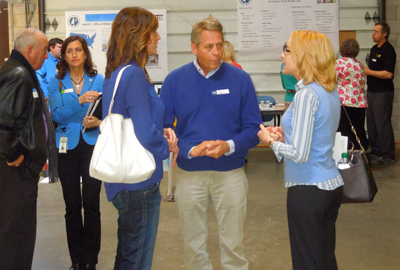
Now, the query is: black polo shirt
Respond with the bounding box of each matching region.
[367,41,396,92]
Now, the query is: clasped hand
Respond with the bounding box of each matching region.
[257,124,285,145]
[190,140,230,159]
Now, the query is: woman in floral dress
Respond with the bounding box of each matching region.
[336,38,368,150]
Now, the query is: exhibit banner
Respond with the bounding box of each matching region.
[65,9,168,82]
[237,0,339,61]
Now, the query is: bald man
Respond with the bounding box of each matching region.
[0,28,58,269]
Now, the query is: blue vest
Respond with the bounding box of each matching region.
[282,82,340,184]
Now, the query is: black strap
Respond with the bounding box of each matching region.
[340,101,366,153]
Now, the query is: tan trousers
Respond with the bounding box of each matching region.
[175,167,249,270]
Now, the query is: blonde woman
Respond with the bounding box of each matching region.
[222,40,242,69]
[258,31,343,270]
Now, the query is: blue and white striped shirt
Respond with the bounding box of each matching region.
[272,80,343,190]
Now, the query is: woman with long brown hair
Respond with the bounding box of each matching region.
[48,35,103,270]
[102,7,178,269]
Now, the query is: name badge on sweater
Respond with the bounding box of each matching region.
[212,89,230,95]
[32,88,38,98]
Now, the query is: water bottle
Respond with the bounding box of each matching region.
[337,152,352,170]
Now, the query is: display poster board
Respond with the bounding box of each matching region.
[237,0,339,61]
[65,9,167,82]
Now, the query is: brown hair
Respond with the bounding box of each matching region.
[48,38,63,52]
[375,22,390,40]
[191,16,224,47]
[56,35,97,79]
[105,7,158,81]
[289,30,336,92]
[339,39,360,58]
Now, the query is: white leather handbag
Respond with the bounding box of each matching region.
[89,65,156,183]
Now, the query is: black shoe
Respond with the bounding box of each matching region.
[377,156,396,165]
[81,264,96,270]
[70,264,81,270]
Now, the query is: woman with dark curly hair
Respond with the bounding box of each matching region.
[336,38,368,150]
[48,35,104,270]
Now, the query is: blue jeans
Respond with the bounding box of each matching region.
[111,183,161,270]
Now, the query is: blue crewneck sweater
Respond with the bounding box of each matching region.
[160,62,262,172]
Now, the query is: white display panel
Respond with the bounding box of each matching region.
[237,0,339,61]
[65,9,168,82]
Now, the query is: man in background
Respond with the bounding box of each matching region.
[36,37,63,98]
[0,28,58,269]
[364,22,397,165]
[161,16,261,270]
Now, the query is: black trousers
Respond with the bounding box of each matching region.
[287,185,342,270]
[58,136,102,265]
[337,106,369,150]
[0,157,40,270]
[366,91,395,159]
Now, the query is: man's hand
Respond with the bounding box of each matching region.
[205,140,230,159]
[7,155,24,167]
[190,141,214,157]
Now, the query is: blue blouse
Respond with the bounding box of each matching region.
[102,62,170,201]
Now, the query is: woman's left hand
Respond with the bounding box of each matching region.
[163,128,178,148]
[83,116,101,129]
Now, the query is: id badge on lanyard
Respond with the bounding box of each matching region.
[59,129,68,154]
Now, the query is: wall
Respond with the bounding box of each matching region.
[386,0,400,140]
[7,0,40,51]
[11,0,399,141]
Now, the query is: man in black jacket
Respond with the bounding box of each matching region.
[0,28,58,269]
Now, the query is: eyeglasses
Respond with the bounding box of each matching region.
[372,30,381,34]
[283,42,291,54]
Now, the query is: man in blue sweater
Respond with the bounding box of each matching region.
[160,16,261,270]
[36,37,63,98]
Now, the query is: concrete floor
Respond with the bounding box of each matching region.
[32,147,400,270]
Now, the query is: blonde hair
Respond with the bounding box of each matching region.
[222,41,236,64]
[288,30,336,92]
[191,16,223,46]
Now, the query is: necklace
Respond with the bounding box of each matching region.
[71,75,84,91]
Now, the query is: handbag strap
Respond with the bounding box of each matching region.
[340,101,366,153]
[107,65,132,116]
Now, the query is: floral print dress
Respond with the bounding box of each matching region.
[335,57,367,108]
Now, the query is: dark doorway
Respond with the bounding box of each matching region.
[0,1,10,67]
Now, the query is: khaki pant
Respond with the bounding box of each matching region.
[175,167,249,270]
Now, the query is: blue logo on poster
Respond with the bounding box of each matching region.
[239,0,252,4]
[68,16,80,28]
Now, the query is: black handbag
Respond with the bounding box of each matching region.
[339,104,378,203]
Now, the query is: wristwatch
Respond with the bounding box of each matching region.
[269,138,276,149]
